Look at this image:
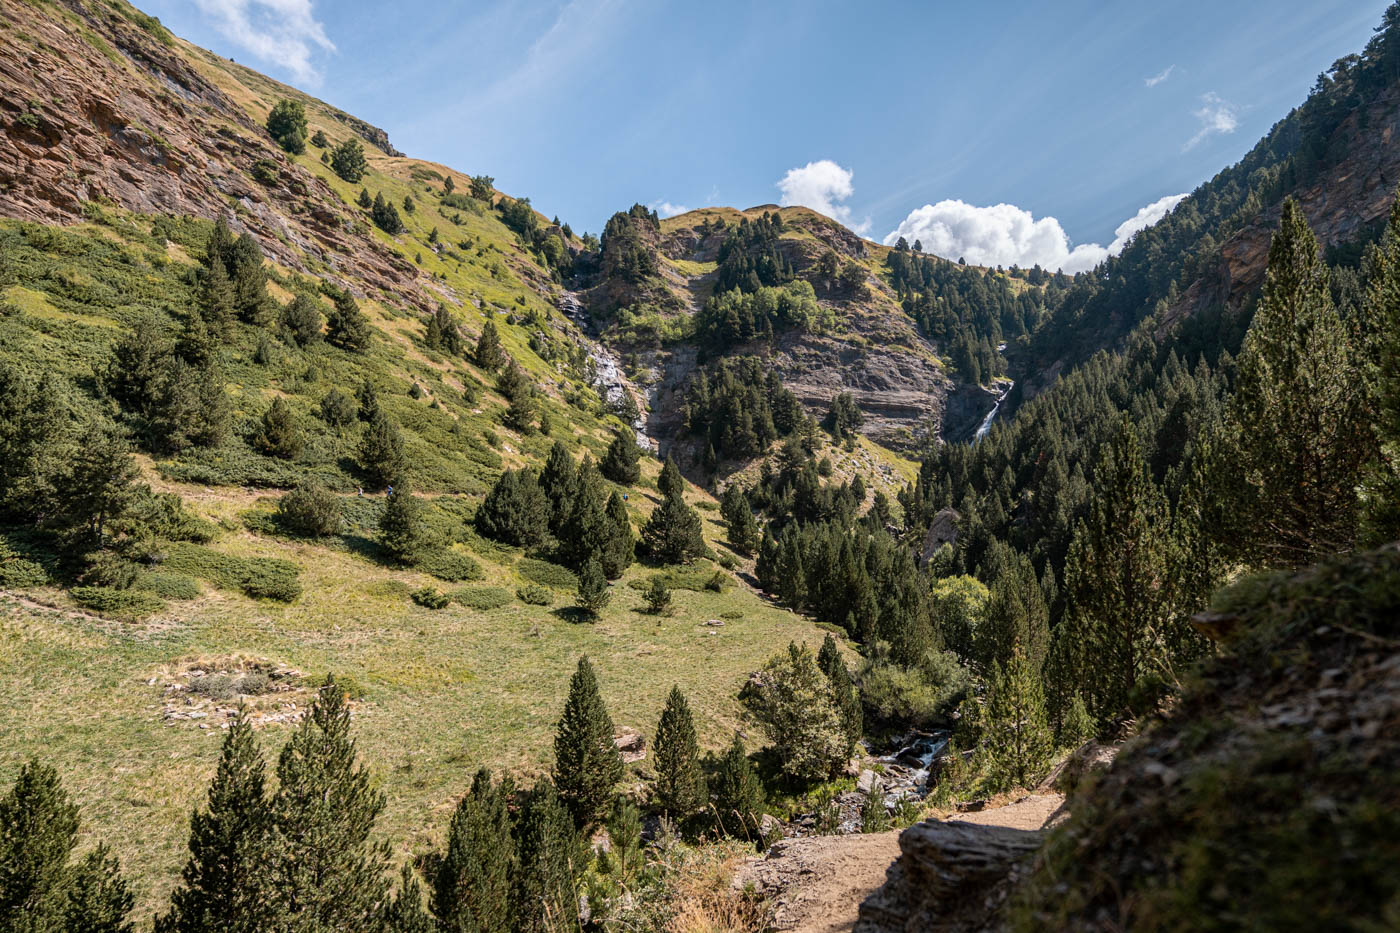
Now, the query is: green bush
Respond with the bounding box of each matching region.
[0,540,48,587]
[515,583,554,606]
[276,484,342,537]
[411,586,451,609]
[189,673,236,700]
[418,548,483,583]
[163,543,302,602]
[450,586,512,611]
[70,586,166,618]
[626,565,723,593]
[517,557,578,590]
[134,572,201,600]
[312,672,366,699]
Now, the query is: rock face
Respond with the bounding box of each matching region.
[854,821,1043,933]
[0,0,427,309]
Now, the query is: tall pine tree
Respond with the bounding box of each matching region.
[552,657,624,827]
[432,768,514,933]
[652,686,707,821]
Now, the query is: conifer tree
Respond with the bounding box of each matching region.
[325,289,372,352]
[643,577,671,614]
[553,657,624,827]
[310,129,329,149]
[252,397,303,460]
[641,481,705,566]
[357,188,372,209]
[379,486,426,565]
[975,545,1050,674]
[817,633,863,758]
[357,379,381,422]
[574,557,610,617]
[425,304,463,356]
[330,138,367,183]
[1216,198,1369,568]
[0,759,133,932]
[599,432,641,485]
[1058,692,1096,748]
[982,650,1054,792]
[601,491,634,578]
[652,686,707,821]
[503,390,536,434]
[510,782,579,933]
[475,468,549,547]
[657,456,685,500]
[372,192,404,234]
[1361,195,1400,543]
[473,320,506,373]
[557,463,609,570]
[50,421,139,546]
[1052,418,1173,728]
[269,678,390,929]
[860,783,890,833]
[158,710,278,933]
[280,293,323,347]
[383,863,433,933]
[720,484,759,555]
[197,254,234,337]
[540,441,580,536]
[228,234,270,325]
[432,769,514,933]
[265,99,307,154]
[711,737,765,843]
[359,411,407,488]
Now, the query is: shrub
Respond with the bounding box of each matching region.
[516,583,553,606]
[330,138,367,182]
[716,551,739,570]
[517,558,578,590]
[189,673,236,700]
[70,586,165,619]
[0,541,48,587]
[163,543,303,602]
[411,586,451,609]
[643,577,672,614]
[236,672,271,695]
[251,160,279,185]
[276,483,342,537]
[858,651,970,730]
[418,548,483,582]
[134,572,200,600]
[450,587,512,611]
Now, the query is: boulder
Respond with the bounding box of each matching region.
[613,727,646,763]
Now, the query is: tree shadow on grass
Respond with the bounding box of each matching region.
[551,606,595,624]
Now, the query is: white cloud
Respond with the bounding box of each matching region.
[1108,192,1188,252]
[883,192,1189,274]
[649,200,689,218]
[1185,92,1239,150]
[1144,65,1175,88]
[776,159,870,232]
[193,0,335,86]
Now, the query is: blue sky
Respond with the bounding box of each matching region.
[143,0,1390,271]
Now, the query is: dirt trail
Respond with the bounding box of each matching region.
[733,793,1064,933]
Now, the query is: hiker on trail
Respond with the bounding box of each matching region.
[387,484,394,496]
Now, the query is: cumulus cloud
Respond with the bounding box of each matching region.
[1144,65,1175,87]
[1108,192,1189,252]
[193,0,335,86]
[883,192,1189,274]
[649,200,690,218]
[776,160,869,232]
[1185,92,1239,150]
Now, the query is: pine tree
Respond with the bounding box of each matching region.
[643,577,671,614]
[1217,198,1369,568]
[228,234,270,325]
[325,289,372,352]
[63,845,134,933]
[711,737,765,843]
[652,686,707,821]
[158,710,278,933]
[553,657,624,826]
[357,188,372,209]
[280,293,323,347]
[197,254,234,337]
[742,643,848,783]
[976,545,1050,674]
[252,397,303,460]
[719,484,759,555]
[379,486,426,565]
[1051,418,1175,728]
[310,129,329,149]
[510,782,579,933]
[860,783,890,833]
[503,390,536,434]
[372,193,404,234]
[1058,692,1096,748]
[473,320,506,372]
[383,862,434,933]
[356,380,381,422]
[600,432,641,485]
[574,557,610,617]
[330,138,367,183]
[475,468,550,547]
[50,421,139,546]
[982,650,1054,792]
[269,678,390,929]
[1361,195,1400,543]
[640,488,705,565]
[657,456,685,499]
[425,304,463,356]
[817,634,863,759]
[359,412,407,488]
[602,491,634,578]
[432,769,514,933]
[557,463,609,570]
[265,99,307,154]
[540,441,580,536]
